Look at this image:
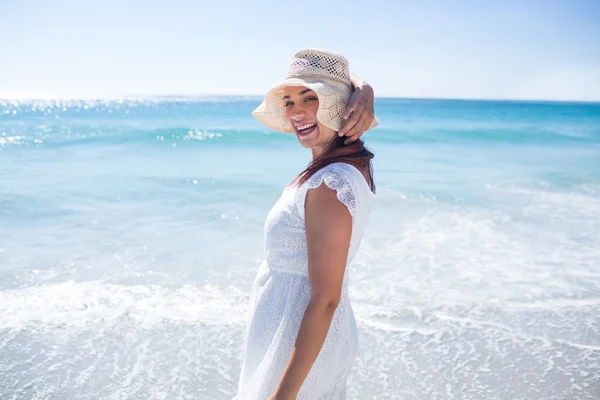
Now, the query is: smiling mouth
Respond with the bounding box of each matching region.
[296,123,317,136]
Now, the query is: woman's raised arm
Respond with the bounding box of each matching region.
[338,72,376,144]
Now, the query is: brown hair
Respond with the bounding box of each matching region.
[293,136,376,193]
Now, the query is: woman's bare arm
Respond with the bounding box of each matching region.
[268,184,352,400]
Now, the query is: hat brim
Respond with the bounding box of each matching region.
[252,77,379,134]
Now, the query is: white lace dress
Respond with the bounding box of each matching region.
[234,162,374,400]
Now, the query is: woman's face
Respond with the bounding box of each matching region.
[283,86,337,151]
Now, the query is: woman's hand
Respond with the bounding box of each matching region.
[338,74,375,144]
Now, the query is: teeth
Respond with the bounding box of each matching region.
[297,123,316,131]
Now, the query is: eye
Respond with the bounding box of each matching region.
[304,96,317,103]
[284,100,293,108]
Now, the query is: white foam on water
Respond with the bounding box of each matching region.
[342,182,600,399]
[348,311,600,400]
[0,281,248,330]
[355,183,600,307]
[504,297,600,310]
[502,185,600,219]
[0,281,249,398]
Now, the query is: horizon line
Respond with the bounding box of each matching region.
[1,93,599,105]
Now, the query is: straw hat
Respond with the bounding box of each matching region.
[252,48,379,133]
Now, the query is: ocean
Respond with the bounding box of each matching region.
[1,97,599,399]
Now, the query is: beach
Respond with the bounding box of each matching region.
[1,97,599,399]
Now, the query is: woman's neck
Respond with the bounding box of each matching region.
[311,145,328,160]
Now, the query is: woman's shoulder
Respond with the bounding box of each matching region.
[293,162,373,218]
[305,162,372,199]
[313,162,365,182]
[319,163,373,195]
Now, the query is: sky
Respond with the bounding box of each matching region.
[1,0,599,101]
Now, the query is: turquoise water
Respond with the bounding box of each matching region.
[1,98,599,399]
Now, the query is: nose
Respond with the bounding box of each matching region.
[289,106,305,121]
[288,100,306,121]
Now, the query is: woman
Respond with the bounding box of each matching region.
[235,49,378,400]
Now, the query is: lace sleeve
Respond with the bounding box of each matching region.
[295,163,358,220]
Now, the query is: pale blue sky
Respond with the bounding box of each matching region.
[1,0,599,100]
